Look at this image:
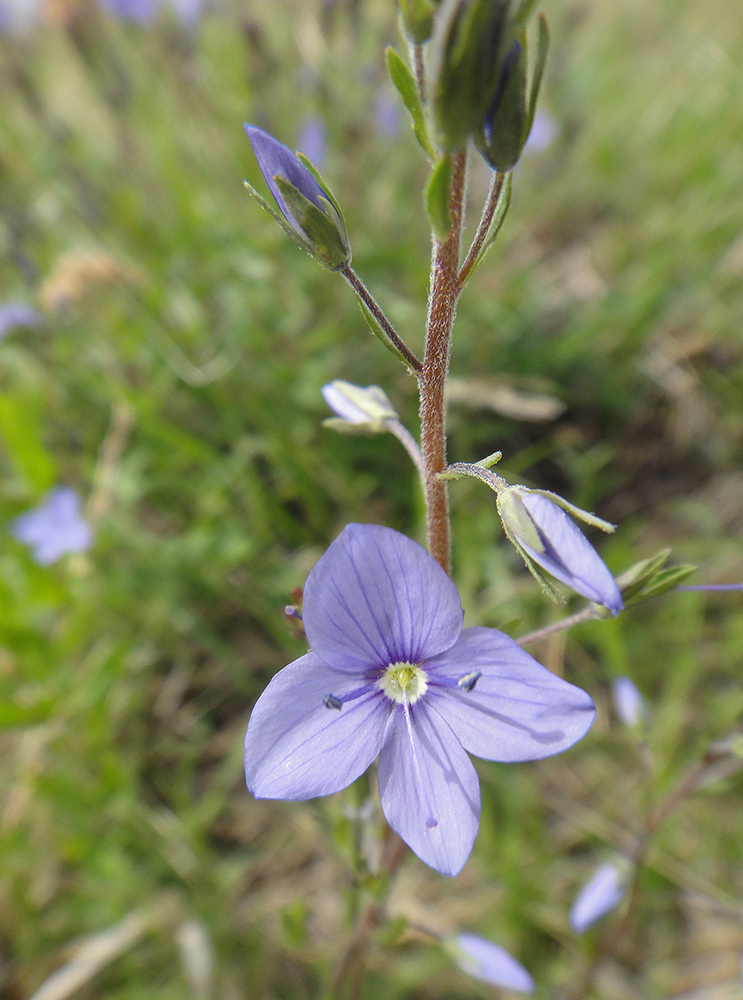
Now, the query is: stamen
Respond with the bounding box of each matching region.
[400,693,438,829]
[458,670,482,692]
[322,681,378,712]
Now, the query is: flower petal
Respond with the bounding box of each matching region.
[244,653,389,799]
[570,862,626,933]
[377,703,479,877]
[447,934,534,993]
[244,124,326,232]
[518,492,623,614]
[425,627,595,762]
[303,523,463,673]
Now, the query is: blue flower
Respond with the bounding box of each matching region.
[570,862,627,933]
[296,117,327,171]
[612,676,647,728]
[446,934,534,993]
[496,486,623,614]
[244,124,350,269]
[11,487,93,565]
[244,523,595,876]
[0,303,41,341]
[100,0,157,22]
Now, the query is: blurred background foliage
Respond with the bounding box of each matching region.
[1,0,742,996]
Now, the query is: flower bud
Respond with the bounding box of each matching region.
[432,0,512,151]
[244,124,351,270]
[496,486,623,614]
[398,0,440,43]
[321,380,398,433]
[445,934,534,993]
[475,9,549,172]
[475,33,527,171]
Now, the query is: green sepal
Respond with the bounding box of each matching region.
[463,171,513,280]
[243,180,311,250]
[398,0,437,44]
[475,29,528,171]
[527,487,616,533]
[358,300,417,373]
[274,176,351,270]
[296,152,348,222]
[385,47,436,160]
[475,450,503,468]
[512,0,537,27]
[616,548,697,606]
[424,154,452,242]
[524,13,549,141]
[432,0,511,151]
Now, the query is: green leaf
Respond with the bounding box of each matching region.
[424,155,452,242]
[623,564,697,607]
[385,46,436,160]
[465,172,513,280]
[524,13,549,140]
[358,301,417,373]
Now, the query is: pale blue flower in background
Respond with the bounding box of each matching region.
[374,90,403,140]
[446,934,534,993]
[524,110,558,154]
[612,676,647,727]
[570,862,627,933]
[0,0,40,33]
[100,0,157,24]
[296,117,327,171]
[11,487,93,565]
[244,523,595,876]
[0,303,41,341]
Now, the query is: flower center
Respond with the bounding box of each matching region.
[379,661,428,704]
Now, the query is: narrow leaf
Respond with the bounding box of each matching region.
[467,173,513,278]
[385,46,436,160]
[358,301,417,372]
[425,155,452,242]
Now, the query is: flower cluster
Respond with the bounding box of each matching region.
[245,523,595,876]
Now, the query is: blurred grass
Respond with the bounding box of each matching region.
[1,0,742,997]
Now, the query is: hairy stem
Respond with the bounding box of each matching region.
[340,265,422,373]
[412,42,426,104]
[458,170,506,285]
[419,149,468,574]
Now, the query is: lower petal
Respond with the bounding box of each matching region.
[377,704,480,877]
[245,653,389,800]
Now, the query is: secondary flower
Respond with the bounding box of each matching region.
[570,862,627,933]
[0,303,41,340]
[496,486,623,614]
[244,124,350,269]
[612,676,647,728]
[445,934,534,993]
[244,523,595,876]
[10,487,93,565]
[322,380,398,432]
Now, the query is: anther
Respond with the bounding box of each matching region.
[458,670,482,692]
[324,694,342,710]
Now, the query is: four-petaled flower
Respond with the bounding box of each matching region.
[10,487,93,565]
[244,523,595,876]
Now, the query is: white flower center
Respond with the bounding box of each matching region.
[379,661,428,704]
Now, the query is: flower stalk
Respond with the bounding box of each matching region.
[419,148,468,574]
